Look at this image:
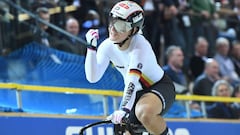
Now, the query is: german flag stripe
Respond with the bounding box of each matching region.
[140,74,154,88]
[129,69,142,77]
[129,69,153,88]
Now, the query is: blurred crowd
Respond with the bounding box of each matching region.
[0,0,240,119]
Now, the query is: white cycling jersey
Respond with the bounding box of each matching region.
[85,34,164,111]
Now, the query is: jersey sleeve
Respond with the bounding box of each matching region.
[85,41,110,83]
[120,49,144,111]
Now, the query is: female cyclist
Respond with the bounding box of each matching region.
[84,1,175,134]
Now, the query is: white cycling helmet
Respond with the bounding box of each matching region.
[109,0,144,33]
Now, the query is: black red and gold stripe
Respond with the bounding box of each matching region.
[129,69,153,89]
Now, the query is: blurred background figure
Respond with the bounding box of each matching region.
[30,0,56,11]
[226,0,240,40]
[66,0,104,26]
[65,17,86,55]
[214,37,240,87]
[231,84,240,117]
[32,6,71,54]
[81,9,100,30]
[79,9,107,45]
[66,17,79,37]
[139,0,164,62]
[54,17,87,55]
[230,40,240,76]
[0,1,12,55]
[163,45,202,117]
[193,58,221,106]
[162,0,188,56]
[32,7,65,64]
[188,36,209,81]
[32,7,55,47]
[55,16,87,56]
[193,58,221,96]
[190,0,218,57]
[163,45,188,94]
[207,79,239,119]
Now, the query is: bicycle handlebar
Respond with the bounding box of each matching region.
[79,119,149,135]
[79,120,112,135]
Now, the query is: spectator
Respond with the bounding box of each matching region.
[66,17,80,39]
[190,0,218,57]
[214,37,239,87]
[230,40,240,76]
[81,9,101,30]
[68,0,102,27]
[80,9,108,45]
[162,0,187,54]
[193,58,221,106]
[32,7,66,64]
[226,0,240,40]
[163,45,188,93]
[32,7,55,47]
[207,79,239,119]
[163,45,202,117]
[0,1,12,53]
[55,17,87,55]
[33,7,70,52]
[231,84,240,117]
[140,0,164,61]
[177,0,194,58]
[193,58,221,96]
[30,0,56,12]
[189,36,209,80]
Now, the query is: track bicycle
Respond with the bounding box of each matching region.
[79,119,150,135]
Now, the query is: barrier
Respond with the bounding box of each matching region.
[1,82,240,118]
[0,113,239,135]
[1,82,240,102]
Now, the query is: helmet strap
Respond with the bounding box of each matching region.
[114,29,135,47]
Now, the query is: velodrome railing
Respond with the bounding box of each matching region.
[0,83,240,118]
[5,5,78,21]
[2,0,88,46]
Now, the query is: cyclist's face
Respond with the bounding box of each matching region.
[109,18,132,33]
[108,19,132,42]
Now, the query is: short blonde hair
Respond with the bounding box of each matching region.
[216,37,229,47]
[165,45,181,60]
[211,80,233,96]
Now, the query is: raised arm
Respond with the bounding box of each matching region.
[85,29,110,83]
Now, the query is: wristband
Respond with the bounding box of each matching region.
[122,108,130,113]
[87,44,97,51]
